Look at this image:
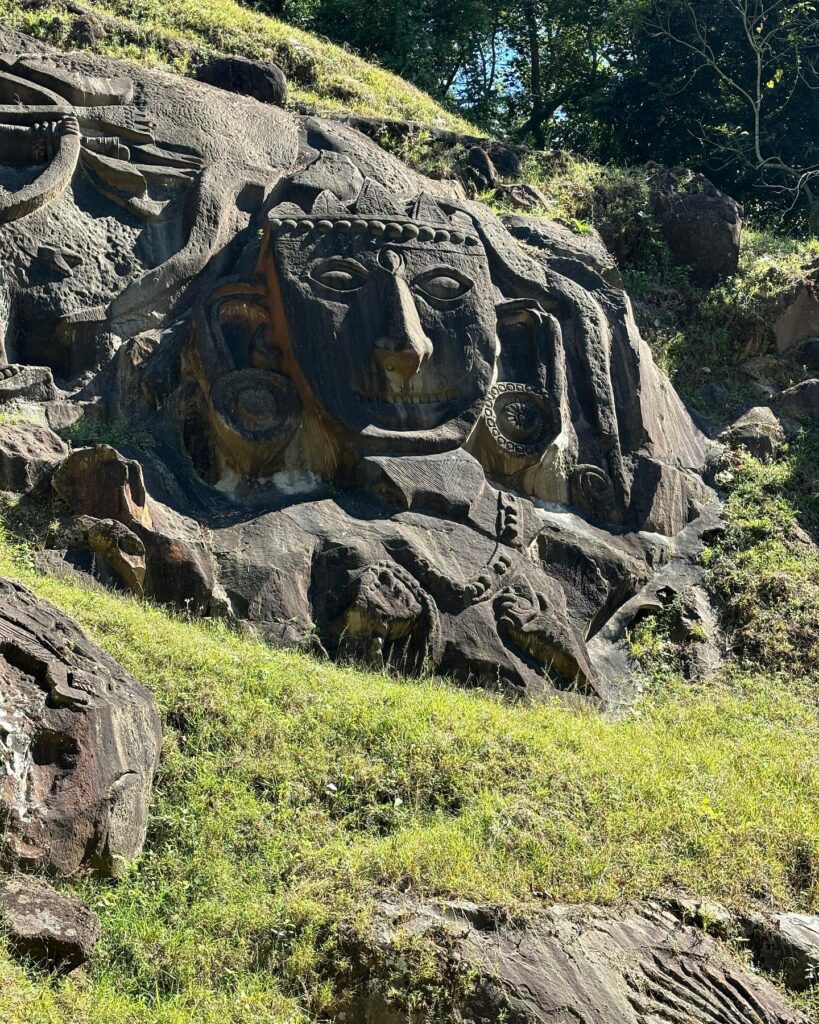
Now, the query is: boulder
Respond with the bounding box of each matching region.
[52,446,217,612]
[775,378,819,422]
[719,406,785,460]
[494,181,548,210]
[196,54,287,106]
[502,214,623,287]
[0,423,67,493]
[0,579,161,876]
[465,146,499,191]
[342,900,807,1023]
[49,515,147,595]
[52,445,151,528]
[649,166,743,285]
[774,283,819,354]
[67,11,106,48]
[0,875,100,972]
[751,913,819,992]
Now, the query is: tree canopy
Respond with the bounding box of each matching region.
[266,0,819,225]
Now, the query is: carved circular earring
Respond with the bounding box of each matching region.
[210,368,302,477]
[483,383,549,456]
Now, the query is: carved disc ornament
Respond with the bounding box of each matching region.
[211,369,301,445]
[483,383,550,456]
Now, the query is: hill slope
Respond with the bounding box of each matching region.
[0,0,476,128]
[0,9,817,1021]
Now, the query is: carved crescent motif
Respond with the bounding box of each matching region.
[0,115,81,223]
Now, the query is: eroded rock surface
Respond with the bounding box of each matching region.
[0,579,161,876]
[0,874,100,972]
[0,422,67,493]
[751,913,819,993]
[342,900,808,1023]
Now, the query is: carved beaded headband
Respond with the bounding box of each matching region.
[267,213,480,247]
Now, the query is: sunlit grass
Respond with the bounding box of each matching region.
[0,0,476,130]
[0,522,816,1021]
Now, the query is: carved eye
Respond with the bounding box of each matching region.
[310,258,368,293]
[414,270,473,303]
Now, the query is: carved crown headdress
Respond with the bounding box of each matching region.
[268,161,480,247]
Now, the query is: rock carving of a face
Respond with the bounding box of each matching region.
[267,197,499,453]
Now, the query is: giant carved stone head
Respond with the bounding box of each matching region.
[264,186,498,454]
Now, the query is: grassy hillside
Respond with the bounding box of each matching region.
[0,525,816,1023]
[0,0,476,129]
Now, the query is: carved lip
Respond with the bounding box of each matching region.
[354,389,457,406]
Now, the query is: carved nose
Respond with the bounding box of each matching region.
[373,275,433,383]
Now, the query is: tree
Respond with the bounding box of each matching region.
[647,0,819,227]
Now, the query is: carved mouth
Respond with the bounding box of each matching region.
[354,389,457,406]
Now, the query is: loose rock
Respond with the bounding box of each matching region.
[0,875,100,972]
[719,406,785,460]
[649,165,743,285]
[494,181,548,210]
[775,378,819,422]
[196,54,287,106]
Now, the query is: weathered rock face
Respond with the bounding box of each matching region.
[502,213,623,287]
[0,36,716,704]
[775,279,819,354]
[342,900,808,1023]
[0,579,161,876]
[0,875,100,972]
[196,54,287,106]
[751,913,819,992]
[0,422,66,493]
[649,166,743,285]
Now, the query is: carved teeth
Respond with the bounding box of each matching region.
[354,389,457,405]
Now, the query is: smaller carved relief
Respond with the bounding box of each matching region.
[333,560,441,672]
[483,382,550,456]
[209,369,302,478]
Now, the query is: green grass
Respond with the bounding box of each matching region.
[0,523,816,1021]
[0,0,476,130]
[705,432,819,676]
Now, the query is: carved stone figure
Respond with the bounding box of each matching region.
[0,36,718,704]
